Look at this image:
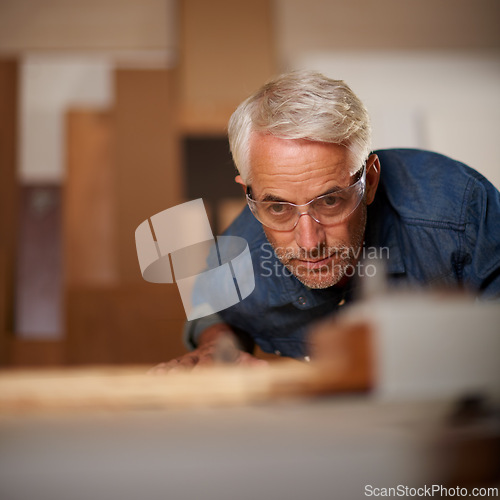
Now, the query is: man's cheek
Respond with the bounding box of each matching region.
[263,228,294,252]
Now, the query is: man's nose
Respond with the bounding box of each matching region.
[294,213,326,253]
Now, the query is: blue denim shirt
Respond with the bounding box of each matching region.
[184,149,500,359]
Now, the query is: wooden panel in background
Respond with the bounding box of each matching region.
[0,249,8,364]
[114,69,183,284]
[8,339,65,367]
[178,0,277,133]
[0,59,19,365]
[63,71,186,366]
[65,285,187,365]
[65,109,117,287]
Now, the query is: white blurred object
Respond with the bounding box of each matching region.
[348,287,500,400]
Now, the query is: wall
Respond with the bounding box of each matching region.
[274,0,500,56]
[274,0,500,188]
[0,0,175,53]
[291,51,500,189]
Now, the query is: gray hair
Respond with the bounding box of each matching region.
[228,70,372,183]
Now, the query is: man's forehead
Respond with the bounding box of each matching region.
[248,134,357,181]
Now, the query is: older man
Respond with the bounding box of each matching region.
[159,70,500,370]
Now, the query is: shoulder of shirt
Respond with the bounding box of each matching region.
[374,148,495,228]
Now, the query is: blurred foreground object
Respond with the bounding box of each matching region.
[331,290,500,400]
[0,291,499,499]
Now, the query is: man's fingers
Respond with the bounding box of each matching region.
[237,352,269,367]
[148,342,267,375]
[147,362,171,375]
[148,355,199,375]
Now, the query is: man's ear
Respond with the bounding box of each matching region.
[365,154,380,205]
[235,175,247,193]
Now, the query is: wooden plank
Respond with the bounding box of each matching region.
[64,109,117,287]
[114,69,183,284]
[0,322,372,411]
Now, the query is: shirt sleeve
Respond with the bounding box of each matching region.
[182,313,225,350]
[463,174,500,299]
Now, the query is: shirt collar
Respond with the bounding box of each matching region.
[365,194,406,276]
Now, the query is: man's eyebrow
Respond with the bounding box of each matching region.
[261,186,343,203]
[261,193,289,202]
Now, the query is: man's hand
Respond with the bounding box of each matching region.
[148,324,266,374]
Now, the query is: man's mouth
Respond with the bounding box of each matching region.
[295,254,334,270]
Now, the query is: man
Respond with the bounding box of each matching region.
[158,70,500,371]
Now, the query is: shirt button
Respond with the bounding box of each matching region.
[274,350,281,356]
[297,296,307,306]
[338,298,346,306]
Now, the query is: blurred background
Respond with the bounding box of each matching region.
[0,0,499,367]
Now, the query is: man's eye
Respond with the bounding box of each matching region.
[268,203,290,215]
[321,195,339,207]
